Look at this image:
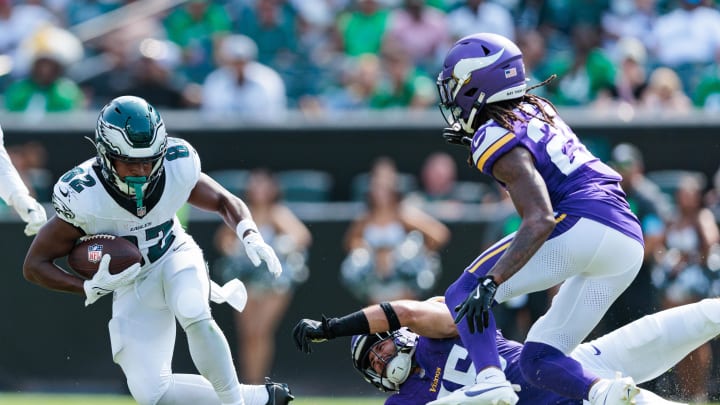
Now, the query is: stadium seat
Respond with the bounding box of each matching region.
[276,170,334,202]
[207,169,251,197]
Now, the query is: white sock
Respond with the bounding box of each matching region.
[240,384,269,405]
[476,367,508,383]
[157,374,222,405]
[185,319,243,405]
[588,378,609,403]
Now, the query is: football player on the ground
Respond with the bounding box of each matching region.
[292,297,720,404]
[435,33,644,405]
[22,96,293,405]
[0,125,47,236]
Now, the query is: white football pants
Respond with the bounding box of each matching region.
[109,239,242,405]
[493,218,644,353]
[573,298,720,383]
[573,298,720,404]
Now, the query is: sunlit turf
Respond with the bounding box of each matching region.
[0,393,385,405]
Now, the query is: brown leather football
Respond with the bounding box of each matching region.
[67,234,142,279]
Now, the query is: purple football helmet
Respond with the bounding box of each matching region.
[437,33,527,132]
[350,328,419,392]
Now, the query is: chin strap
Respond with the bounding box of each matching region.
[125,176,147,216]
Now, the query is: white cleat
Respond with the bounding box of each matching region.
[588,372,640,405]
[428,368,519,405]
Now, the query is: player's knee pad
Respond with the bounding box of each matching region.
[174,286,211,329]
[173,288,207,324]
[167,268,211,329]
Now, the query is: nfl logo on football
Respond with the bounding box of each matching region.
[87,244,103,263]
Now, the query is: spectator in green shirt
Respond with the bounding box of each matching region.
[369,44,435,109]
[336,0,390,57]
[163,0,231,83]
[543,24,616,106]
[693,64,720,112]
[4,53,84,113]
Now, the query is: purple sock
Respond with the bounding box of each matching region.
[519,341,597,399]
[445,271,501,369]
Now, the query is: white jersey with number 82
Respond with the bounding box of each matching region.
[51,137,201,269]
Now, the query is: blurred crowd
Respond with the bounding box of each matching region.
[2,0,720,116]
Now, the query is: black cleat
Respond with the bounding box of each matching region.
[264,377,294,405]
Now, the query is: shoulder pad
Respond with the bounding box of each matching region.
[470,125,517,174]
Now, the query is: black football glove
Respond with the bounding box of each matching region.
[292,316,334,354]
[454,276,498,334]
[442,124,473,150]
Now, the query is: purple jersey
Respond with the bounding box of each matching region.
[385,332,580,405]
[468,102,642,245]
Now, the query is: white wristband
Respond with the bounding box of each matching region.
[236,218,258,239]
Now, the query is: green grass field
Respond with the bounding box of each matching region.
[0,394,385,405]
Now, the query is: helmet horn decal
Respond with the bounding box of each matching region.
[452,48,505,83]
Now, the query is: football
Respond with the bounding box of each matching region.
[67,234,142,280]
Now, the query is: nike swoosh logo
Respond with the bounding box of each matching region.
[172,242,187,252]
[92,287,111,295]
[591,345,601,355]
[59,187,69,198]
[466,386,504,397]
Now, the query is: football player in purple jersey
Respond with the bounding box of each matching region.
[432,33,645,404]
[293,297,720,404]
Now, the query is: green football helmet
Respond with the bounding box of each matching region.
[94,96,167,207]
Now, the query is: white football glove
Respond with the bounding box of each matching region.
[82,254,141,307]
[236,219,283,278]
[9,193,47,236]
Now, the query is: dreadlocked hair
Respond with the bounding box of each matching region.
[474,74,558,133]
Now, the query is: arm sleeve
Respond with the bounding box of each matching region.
[0,127,31,203]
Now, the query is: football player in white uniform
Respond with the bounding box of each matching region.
[0,125,47,236]
[22,96,294,405]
